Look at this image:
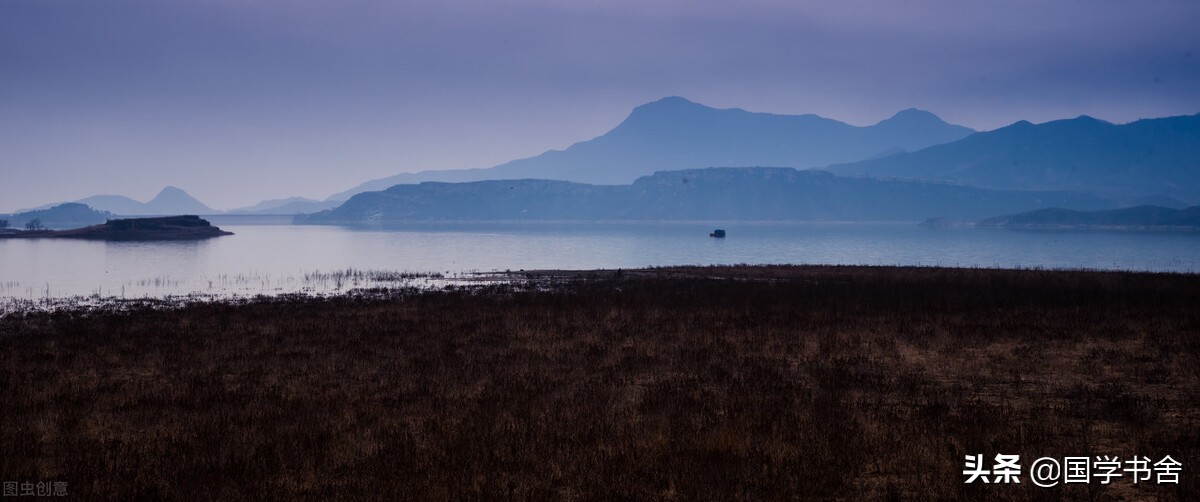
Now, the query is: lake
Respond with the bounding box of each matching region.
[1,221,1198,301]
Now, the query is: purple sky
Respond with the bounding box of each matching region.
[2,0,1198,211]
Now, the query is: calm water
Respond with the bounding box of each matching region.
[1,222,1197,300]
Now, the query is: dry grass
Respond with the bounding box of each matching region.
[1,265,1198,500]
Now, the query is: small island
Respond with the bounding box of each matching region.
[0,215,233,241]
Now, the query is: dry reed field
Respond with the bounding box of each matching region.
[1,265,1198,500]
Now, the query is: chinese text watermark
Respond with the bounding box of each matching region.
[1,481,67,497]
[964,454,1181,487]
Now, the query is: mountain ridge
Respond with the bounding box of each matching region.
[326,97,975,200]
[828,112,1200,203]
[22,186,218,216]
[302,167,1114,224]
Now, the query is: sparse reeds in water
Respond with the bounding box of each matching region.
[299,268,446,292]
[0,269,451,305]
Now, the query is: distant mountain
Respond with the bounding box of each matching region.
[140,186,214,215]
[228,197,340,215]
[300,167,1114,224]
[1128,194,1192,209]
[828,113,1200,204]
[979,205,1200,229]
[4,203,112,230]
[34,186,216,216]
[327,97,974,200]
[74,194,148,215]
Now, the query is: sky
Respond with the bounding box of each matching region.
[2,0,1198,211]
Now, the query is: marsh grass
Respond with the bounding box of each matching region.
[1,265,1197,500]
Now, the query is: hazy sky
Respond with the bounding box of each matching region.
[2,0,1198,211]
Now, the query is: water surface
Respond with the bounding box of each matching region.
[1,222,1196,300]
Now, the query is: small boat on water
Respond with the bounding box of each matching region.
[709,229,726,238]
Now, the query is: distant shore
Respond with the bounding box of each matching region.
[921,217,1200,232]
[2,265,1197,499]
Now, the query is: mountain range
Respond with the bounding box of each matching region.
[828,113,1200,204]
[326,97,976,200]
[19,186,216,216]
[18,189,335,216]
[299,167,1115,224]
[16,97,1200,218]
[328,98,1199,207]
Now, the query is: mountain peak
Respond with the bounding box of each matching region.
[609,96,731,134]
[629,96,713,116]
[877,108,949,127]
[328,97,978,196]
[1068,115,1112,126]
[154,186,189,198]
[645,95,702,107]
[146,186,213,214]
[149,186,196,204]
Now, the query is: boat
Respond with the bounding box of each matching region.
[709,229,726,238]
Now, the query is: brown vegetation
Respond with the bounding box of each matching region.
[1,265,1198,500]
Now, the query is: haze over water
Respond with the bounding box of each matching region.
[1,222,1197,301]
